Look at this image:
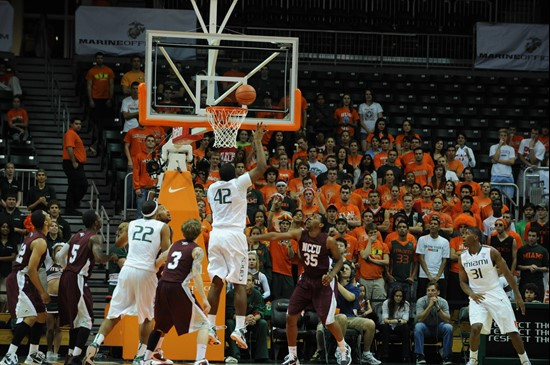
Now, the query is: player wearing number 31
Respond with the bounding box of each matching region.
[206,123,268,350]
[458,226,531,365]
[84,201,171,365]
[57,210,113,365]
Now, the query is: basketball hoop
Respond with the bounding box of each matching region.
[206,106,248,148]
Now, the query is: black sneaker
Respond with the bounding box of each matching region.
[442,356,453,365]
[416,355,427,365]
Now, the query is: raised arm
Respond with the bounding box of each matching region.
[252,228,302,242]
[248,123,268,184]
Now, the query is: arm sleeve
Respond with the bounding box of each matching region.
[259,272,271,299]
[468,147,476,168]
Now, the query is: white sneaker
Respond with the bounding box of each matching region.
[230,328,248,350]
[24,351,46,365]
[0,354,18,365]
[361,352,382,365]
[466,360,478,365]
[334,343,352,365]
[282,354,300,365]
[225,356,238,363]
[152,349,173,365]
[132,355,144,365]
[208,326,222,345]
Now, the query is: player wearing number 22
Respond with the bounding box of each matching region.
[57,210,113,365]
[458,226,531,365]
[205,123,267,350]
[251,213,353,365]
[84,201,171,365]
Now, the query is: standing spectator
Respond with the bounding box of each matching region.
[62,118,91,215]
[416,217,450,297]
[516,230,549,300]
[120,81,140,134]
[86,52,115,150]
[376,149,403,187]
[0,162,22,208]
[489,129,516,199]
[26,169,56,212]
[124,123,155,169]
[523,202,549,250]
[516,202,536,243]
[358,89,383,151]
[334,94,360,139]
[48,200,71,242]
[309,93,333,139]
[0,219,18,312]
[430,139,445,165]
[132,135,158,219]
[357,223,389,300]
[366,118,394,150]
[507,126,524,155]
[517,126,546,195]
[454,133,476,169]
[386,221,418,301]
[268,217,297,300]
[413,282,453,365]
[6,96,29,142]
[0,62,22,96]
[307,147,327,178]
[444,146,464,179]
[378,286,411,362]
[482,199,504,238]
[121,55,145,95]
[0,193,26,239]
[405,148,434,187]
[395,118,420,155]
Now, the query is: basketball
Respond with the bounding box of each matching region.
[235,84,256,105]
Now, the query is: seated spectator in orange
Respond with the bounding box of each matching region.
[451,184,481,218]
[399,135,412,158]
[404,148,433,187]
[473,181,492,209]
[350,210,384,243]
[269,145,288,166]
[357,222,390,300]
[338,175,364,212]
[335,186,361,227]
[330,217,359,263]
[366,118,394,149]
[507,126,524,154]
[480,188,510,221]
[291,135,308,165]
[416,185,435,217]
[354,174,375,208]
[334,94,360,137]
[442,181,459,215]
[429,165,447,197]
[300,187,322,217]
[319,168,341,203]
[444,146,464,178]
[373,137,393,170]
[6,96,29,142]
[423,196,453,236]
[347,140,362,170]
[260,167,278,204]
[455,167,481,196]
[121,55,145,95]
[288,163,314,194]
[395,118,421,155]
[382,185,406,232]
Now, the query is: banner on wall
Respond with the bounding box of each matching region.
[475,22,549,71]
[0,1,14,53]
[75,6,196,57]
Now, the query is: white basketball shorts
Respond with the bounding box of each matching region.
[207,228,248,285]
[469,287,519,335]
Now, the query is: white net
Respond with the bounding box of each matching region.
[206,106,248,148]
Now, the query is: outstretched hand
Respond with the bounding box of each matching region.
[516,297,526,316]
[252,122,267,142]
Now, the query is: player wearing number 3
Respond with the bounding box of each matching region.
[84,201,171,365]
[57,210,113,365]
[251,213,353,365]
[206,123,267,350]
[459,226,531,365]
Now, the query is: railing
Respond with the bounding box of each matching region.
[522,167,549,206]
[89,180,111,255]
[123,172,136,221]
[489,182,519,221]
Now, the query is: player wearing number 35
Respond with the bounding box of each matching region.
[57,210,113,365]
[84,201,171,365]
[205,123,267,350]
[458,226,531,365]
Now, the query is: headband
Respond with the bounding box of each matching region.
[142,201,159,218]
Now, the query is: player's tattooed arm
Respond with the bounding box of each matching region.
[192,247,204,276]
[192,247,210,313]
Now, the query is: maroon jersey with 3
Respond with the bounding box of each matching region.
[161,240,198,283]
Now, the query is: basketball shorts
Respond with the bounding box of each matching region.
[107,266,157,324]
[287,275,338,325]
[58,272,93,329]
[208,228,248,285]
[6,271,45,320]
[469,287,518,335]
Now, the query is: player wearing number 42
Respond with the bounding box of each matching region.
[205,123,268,350]
[84,201,172,365]
[57,210,114,365]
[458,226,531,365]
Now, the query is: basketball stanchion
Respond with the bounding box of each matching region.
[205,106,249,148]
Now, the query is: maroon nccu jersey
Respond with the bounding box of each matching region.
[299,231,332,278]
[64,230,96,279]
[160,240,198,283]
[13,230,47,272]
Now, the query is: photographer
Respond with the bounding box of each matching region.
[133,135,158,218]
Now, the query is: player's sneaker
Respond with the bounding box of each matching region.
[132,355,144,365]
[208,326,222,345]
[224,357,238,364]
[0,353,18,365]
[466,359,478,365]
[282,354,299,365]
[334,343,352,365]
[152,349,173,365]
[230,328,248,350]
[361,352,382,365]
[416,355,427,364]
[24,351,47,365]
[442,356,453,365]
[84,343,100,365]
[194,359,209,365]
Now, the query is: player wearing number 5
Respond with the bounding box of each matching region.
[251,214,353,365]
[84,201,171,365]
[205,123,267,350]
[459,226,531,365]
[57,210,113,365]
